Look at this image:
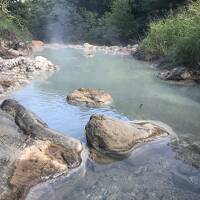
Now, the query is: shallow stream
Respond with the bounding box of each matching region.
[11,47,200,200]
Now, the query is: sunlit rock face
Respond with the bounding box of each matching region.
[67,88,113,107]
[0,99,83,200]
[85,115,171,157]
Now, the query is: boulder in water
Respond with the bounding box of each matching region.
[85,115,170,157]
[0,99,84,199]
[67,88,113,107]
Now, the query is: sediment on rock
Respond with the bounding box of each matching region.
[0,99,83,200]
[85,115,172,157]
[67,88,113,107]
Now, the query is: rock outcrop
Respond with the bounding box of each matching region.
[132,48,200,83]
[0,99,83,200]
[85,115,171,157]
[67,88,113,107]
[0,38,31,59]
[0,56,57,98]
[158,67,200,82]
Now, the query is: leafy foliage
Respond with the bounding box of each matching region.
[9,0,187,44]
[0,0,31,41]
[102,0,138,44]
[141,0,200,67]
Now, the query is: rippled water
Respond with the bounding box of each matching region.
[10,47,200,200]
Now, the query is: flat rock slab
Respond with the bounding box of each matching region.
[67,88,113,107]
[0,99,83,200]
[85,115,172,157]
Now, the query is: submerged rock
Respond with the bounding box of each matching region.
[85,115,171,157]
[67,88,113,107]
[0,99,83,200]
[171,135,200,169]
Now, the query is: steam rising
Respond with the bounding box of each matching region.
[44,1,80,43]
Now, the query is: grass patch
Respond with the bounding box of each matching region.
[141,1,200,67]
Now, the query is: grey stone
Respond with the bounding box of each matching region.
[0,99,83,200]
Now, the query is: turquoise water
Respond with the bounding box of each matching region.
[10,47,200,200]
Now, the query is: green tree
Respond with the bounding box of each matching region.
[102,0,138,44]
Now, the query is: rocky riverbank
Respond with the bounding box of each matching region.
[0,38,58,98]
[1,98,199,200]
[0,56,57,98]
[0,99,85,200]
[45,42,200,84]
[0,37,31,59]
[0,99,177,200]
[44,43,138,56]
[132,48,200,84]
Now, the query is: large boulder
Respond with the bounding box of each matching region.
[0,99,83,200]
[67,88,113,107]
[85,115,172,157]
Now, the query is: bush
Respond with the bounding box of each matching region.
[102,0,138,44]
[0,14,31,41]
[141,0,200,67]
